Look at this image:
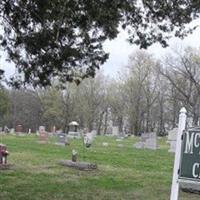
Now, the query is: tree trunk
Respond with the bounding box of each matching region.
[103,109,108,135]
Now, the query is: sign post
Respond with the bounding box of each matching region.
[170,107,187,200]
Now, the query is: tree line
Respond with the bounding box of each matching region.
[1,47,200,135]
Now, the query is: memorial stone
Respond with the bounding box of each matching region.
[39,126,48,143]
[134,132,158,150]
[168,128,178,153]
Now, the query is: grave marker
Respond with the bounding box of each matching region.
[112,126,119,136]
[133,132,158,150]
[38,126,48,143]
[56,133,67,146]
[84,133,93,148]
[168,128,178,153]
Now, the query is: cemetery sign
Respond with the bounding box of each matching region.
[179,128,200,181]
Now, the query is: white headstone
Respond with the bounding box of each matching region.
[39,126,45,133]
[55,133,67,146]
[168,128,178,153]
[144,138,157,150]
[91,130,97,137]
[84,132,94,147]
[133,142,145,149]
[102,142,108,147]
[116,138,123,142]
[133,132,158,150]
[10,128,15,134]
[112,126,119,136]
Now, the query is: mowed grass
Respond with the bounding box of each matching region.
[0,135,199,200]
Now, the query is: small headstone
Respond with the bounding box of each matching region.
[117,144,124,148]
[10,128,15,134]
[91,130,97,137]
[84,133,93,148]
[133,132,158,150]
[39,126,45,133]
[133,142,144,149]
[167,128,178,153]
[116,138,123,142]
[56,133,67,146]
[38,126,48,144]
[16,125,22,133]
[144,134,157,150]
[102,142,108,147]
[112,126,119,136]
[168,128,178,141]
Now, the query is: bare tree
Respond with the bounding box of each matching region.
[161,47,200,126]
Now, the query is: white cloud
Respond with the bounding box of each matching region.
[102,18,200,77]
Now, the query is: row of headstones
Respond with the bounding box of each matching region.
[38,127,160,150]
[132,129,178,152]
[38,126,97,147]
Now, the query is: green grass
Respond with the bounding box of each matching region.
[0,135,199,200]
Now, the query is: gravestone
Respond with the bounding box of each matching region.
[38,126,48,143]
[15,125,25,136]
[102,142,108,147]
[112,126,119,136]
[133,132,158,150]
[0,144,9,169]
[117,144,124,148]
[16,125,22,133]
[84,133,94,148]
[28,129,31,134]
[56,133,67,146]
[10,128,15,134]
[144,132,157,150]
[167,128,178,153]
[116,138,123,142]
[91,130,97,137]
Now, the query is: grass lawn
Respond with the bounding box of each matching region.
[0,134,199,200]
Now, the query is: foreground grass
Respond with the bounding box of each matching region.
[0,135,199,200]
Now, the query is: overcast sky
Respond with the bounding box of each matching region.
[1,18,200,79]
[102,18,200,78]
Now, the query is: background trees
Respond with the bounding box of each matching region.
[0,85,10,127]
[8,89,42,132]
[1,47,200,135]
[160,47,200,126]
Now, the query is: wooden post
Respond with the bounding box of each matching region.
[170,107,187,200]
